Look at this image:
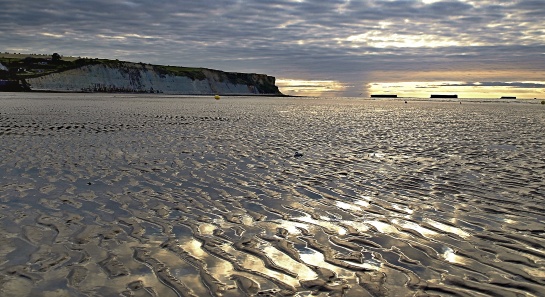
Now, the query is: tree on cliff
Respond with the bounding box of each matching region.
[52,53,61,61]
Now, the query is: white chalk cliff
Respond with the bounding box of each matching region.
[25,62,281,95]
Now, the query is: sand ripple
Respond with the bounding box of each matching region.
[1,94,544,296]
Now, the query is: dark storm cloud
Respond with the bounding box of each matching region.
[1,0,544,96]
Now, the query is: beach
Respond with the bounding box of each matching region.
[1,93,544,296]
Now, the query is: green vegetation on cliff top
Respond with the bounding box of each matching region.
[0,53,209,81]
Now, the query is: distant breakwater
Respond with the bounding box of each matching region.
[430,94,458,98]
[371,94,398,98]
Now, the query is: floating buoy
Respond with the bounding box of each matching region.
[214,94,220,100]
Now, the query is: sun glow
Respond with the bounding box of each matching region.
[368,81,545,99]
[276,78,348,96]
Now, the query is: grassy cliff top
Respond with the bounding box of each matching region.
[1,53,80,61]
[0,53,208,79]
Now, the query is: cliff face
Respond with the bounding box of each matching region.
[24,62,282,95]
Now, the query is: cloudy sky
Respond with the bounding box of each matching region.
[2,0,544,98]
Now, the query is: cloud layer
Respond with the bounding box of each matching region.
[2,0,544,96]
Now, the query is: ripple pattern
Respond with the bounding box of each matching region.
[1,93,544,297]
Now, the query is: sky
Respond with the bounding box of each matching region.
[1,0,545,98]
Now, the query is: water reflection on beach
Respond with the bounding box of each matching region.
[1,94,544,296]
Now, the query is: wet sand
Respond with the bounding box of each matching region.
[1,93,544,296]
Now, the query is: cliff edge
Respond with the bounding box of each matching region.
[0,55,283,95]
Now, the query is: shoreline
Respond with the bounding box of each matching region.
[1,91,541,101]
